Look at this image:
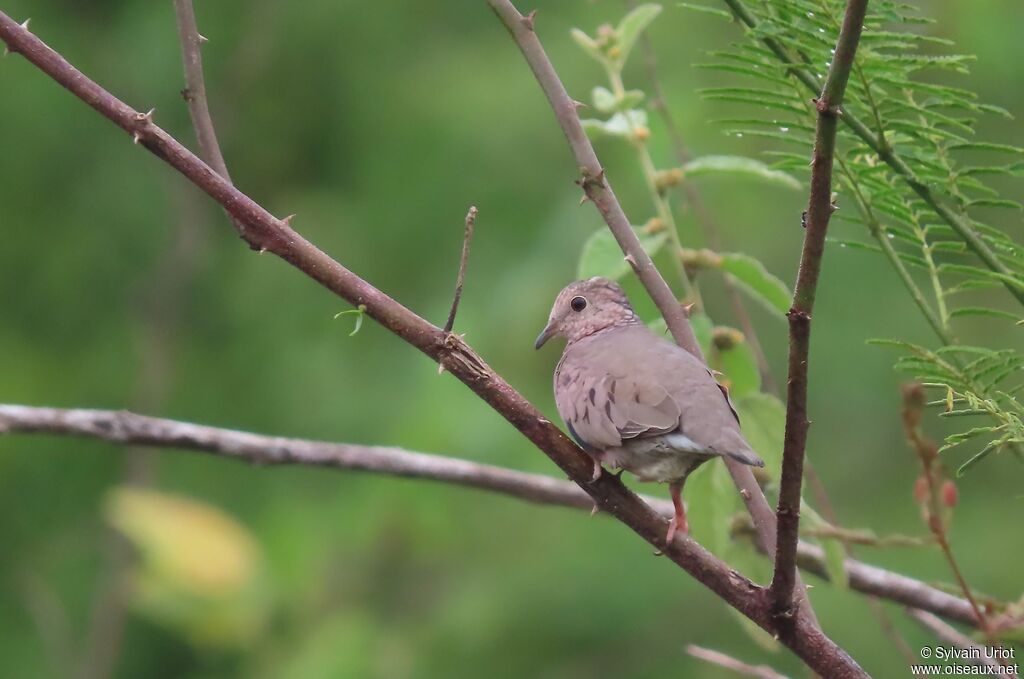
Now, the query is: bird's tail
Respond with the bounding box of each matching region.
[726,447,765,468]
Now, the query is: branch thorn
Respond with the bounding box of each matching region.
[281,214,296,226]
[197,33,209,44]
[20,18,31,31]
[521,9,537,31]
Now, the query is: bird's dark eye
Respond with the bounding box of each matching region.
[570,296,587,312]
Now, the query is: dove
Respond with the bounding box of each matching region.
[535,277,764,542]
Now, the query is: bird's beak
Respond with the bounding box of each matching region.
[534,322,556,350]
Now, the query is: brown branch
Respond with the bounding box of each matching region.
[685,645,789,679]
[484,1,804,623]
[0,404,984,630]
[0,14,862,675]
[444,205,477,333]
[770,0,868,629]
[172,0,230,181]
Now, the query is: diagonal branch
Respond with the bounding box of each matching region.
[770,0,868,630]
[0,14,861,675]
[173,0,230,181]
[484,0,808,623]
[0,403,982,629]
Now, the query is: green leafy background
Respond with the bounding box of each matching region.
[0,0,1020,677]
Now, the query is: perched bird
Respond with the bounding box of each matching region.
[535,277,764,542]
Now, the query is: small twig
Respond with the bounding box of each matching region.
[0,403,985,629]
[444,206,477,333]
[686,645,789,679]
[802,524,932,548]
[770,0,869,631]
[907,609,1013,674]
[172,0,230,180]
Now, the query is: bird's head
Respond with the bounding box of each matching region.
[535,277,638,349]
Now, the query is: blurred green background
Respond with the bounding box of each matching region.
[1,0,1021,677]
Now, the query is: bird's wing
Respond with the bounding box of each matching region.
[642,334,764,467]
[555,337,679,451]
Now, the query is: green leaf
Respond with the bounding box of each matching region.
[681,155,801,190]
[591,86,645,114]
[957,437,1009,476]
[570,28,604,64]
[580,110,648,141]
[591,86,617,114]
[732,392,786,473]
[577,227,666,281]
[678,3,733,20]
[712,329,761,397]
[940,425,1002,453]
[718,253,793,317]
[334,305,367,336]
[949,307,1022,323]
[614,4,662,68]
[105,487,267,648]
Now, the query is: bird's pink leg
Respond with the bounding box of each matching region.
[590,456,603,482]
[666,480,688,543]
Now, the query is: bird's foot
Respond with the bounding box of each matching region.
[665,514,689,544]
[589,458,603,483]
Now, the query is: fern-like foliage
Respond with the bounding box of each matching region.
[688,0,1024,472]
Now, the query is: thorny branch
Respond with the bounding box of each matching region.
[770,0,868,633]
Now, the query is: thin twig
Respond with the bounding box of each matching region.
[0,16,860,674]
[770,0,868,632]
[485,1,809,625]
[907,609,1013,674]
[0,404,984,629]
[685,645,789,679]
[801,524,931,549]
[172,0,230,180]
[444,205,477,333]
